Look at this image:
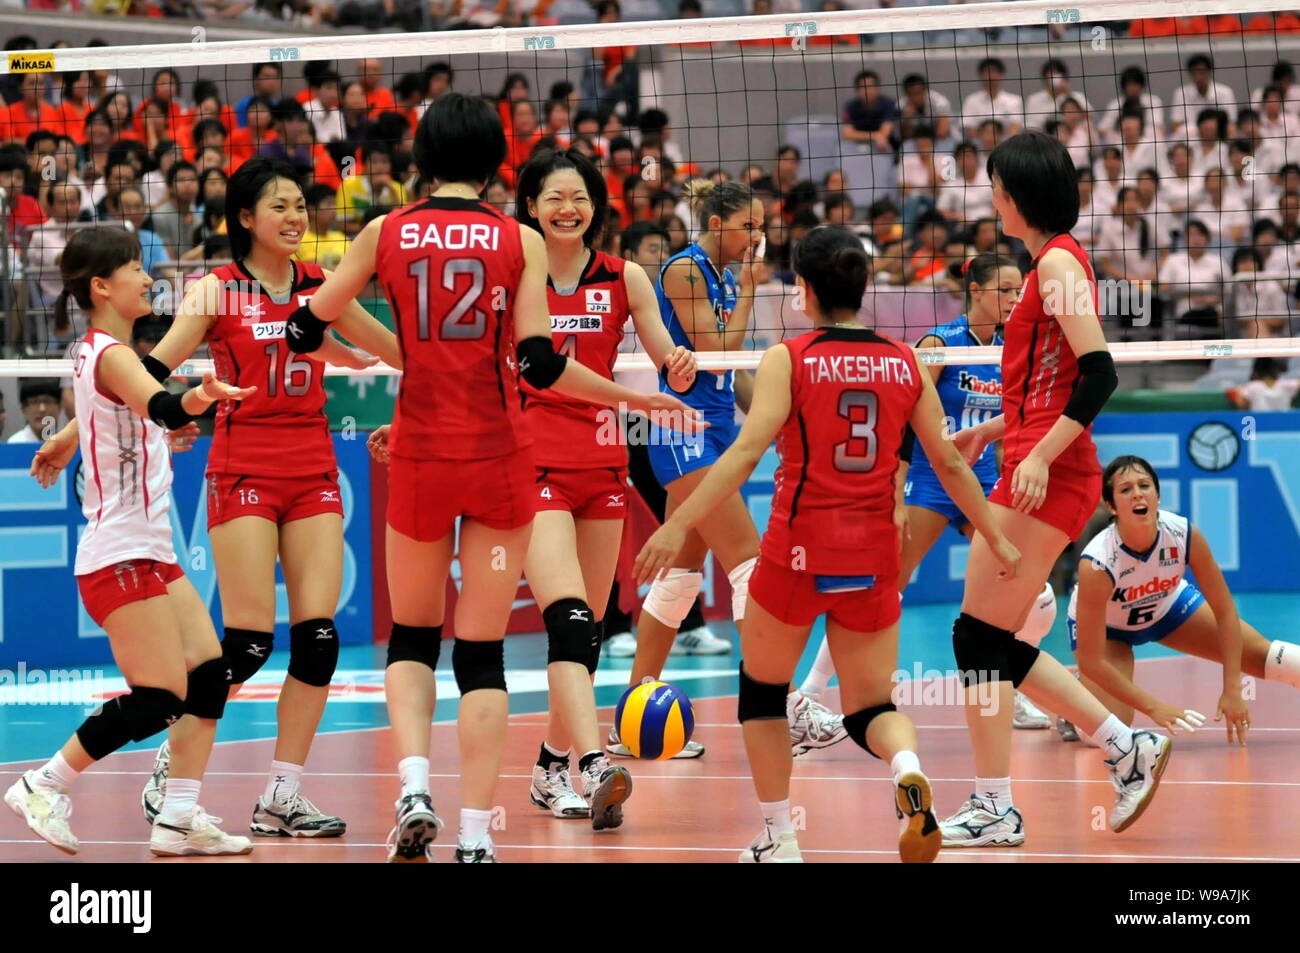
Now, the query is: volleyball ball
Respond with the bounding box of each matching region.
[1187,421,1240,472]
[614,679,695,760]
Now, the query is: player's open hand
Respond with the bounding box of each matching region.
[638,393,710,435]
[30,430,77,488]
[367,424,392,464]
[953,424,990,466]
[168,421,201,453]
[634,522,688,587]
[664,345,696,394]
[989,535,1020,579]
[1010,453,1049,513]
[1150,703,1207,736]
[199,372,257,403]
[1215,691,1250,745]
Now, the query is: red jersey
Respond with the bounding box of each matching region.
[520,250,629,469]
[764,328,922,575]
[206,259,335,477]
[378,196,529,461]
[1000,232,1101,474]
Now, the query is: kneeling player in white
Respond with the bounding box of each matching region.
[1066,455,1299,744]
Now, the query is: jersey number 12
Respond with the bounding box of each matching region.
[410,257,488,341]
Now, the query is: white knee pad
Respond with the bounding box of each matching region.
[1015,582,1057,647]
[728,557,757,621]
[642,568,703,627]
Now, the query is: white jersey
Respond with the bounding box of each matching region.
[72,328,176,576]
[1067,510,1191,631]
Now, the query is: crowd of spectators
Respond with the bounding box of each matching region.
[2,4,1299,375]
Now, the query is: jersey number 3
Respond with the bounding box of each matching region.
[410,257,488,341]
[833,390,878,472]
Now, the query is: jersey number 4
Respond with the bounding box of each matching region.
[833,390,879,472]
[410,257,488,341]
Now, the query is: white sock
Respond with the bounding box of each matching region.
[891,749,921,784]
[1265,641,1300,688]
[264,760,302,804]
[398,756,429,796]
[1090,714,1135,760]
[31,752,79,793]
[459,807,493,845]
[158,777,201,825]
[975,776,1013,814]
[759,798,794,837]
[798,637,837,698]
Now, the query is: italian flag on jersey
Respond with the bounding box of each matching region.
[1160,546,1179,561]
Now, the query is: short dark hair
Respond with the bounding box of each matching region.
[986,130,1079,234]
[55,226,142,330]
[25,129,57,153]
[902,73,927,89]
[1252,217,1279,239]
[19,379,61,406]
[254,61,283,80]
[515,149,609,247]
[1187,54,1214,72]
[638,108,669,135]
[977,57,1006,75]
[853,69,879,86]
[778,143,801,160]
[1102,455,1160,509]
[191,118,226,149]
[1041,58,1068,78]
[165,160,198,189]
[305,183,336,207]
[413,92,506,185]
[1232,247,1263,270]
[1186,218,1211,241]
[622,220,670,256]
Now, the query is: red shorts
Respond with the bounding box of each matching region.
[988,459,1102,541]
[388,446,537,542]
[207,471,344,529]
[749,556,901,632]
[77,560,184,627]
[534,466,628,519]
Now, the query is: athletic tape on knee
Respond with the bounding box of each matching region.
[387,622,443,671]
[453,638,507,694]
[727,557,757,621]
[951,612,1015,686]
[642,568,703,627]
[288,618,340,688]
[184,658,231,720]
[842,703,898,759]
[1014,583,1057,647]
[737,664,789,723]
[222,627,274,684]
[76,686,185,761]
[543,598,599,671]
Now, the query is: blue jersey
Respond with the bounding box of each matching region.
[910,315,1002,484]
[656,242,738,420]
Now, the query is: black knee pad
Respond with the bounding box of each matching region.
[952,612,1014,686]
[843,703,898,759]
[453,638,507,694]
[185,658,231,720]
[589,619,604,676]
[387,622,443,671]
[543,598,599,671]
[287,618,340,688]
[77,685,185,761]
[737,664,789,723]
[1005,638,1042,688]
[222,627,274,684]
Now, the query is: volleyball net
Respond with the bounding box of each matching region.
[3,0,1300,387]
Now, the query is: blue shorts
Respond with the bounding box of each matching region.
[1068,583,1206,650]
[904,469,997,529]
[645,414,739,487]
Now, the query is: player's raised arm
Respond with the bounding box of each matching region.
[284,216,384,354]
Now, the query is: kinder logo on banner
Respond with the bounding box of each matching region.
[586,289,611,313]
[8,52,55,72]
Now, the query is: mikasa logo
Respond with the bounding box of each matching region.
[8,52,55,72]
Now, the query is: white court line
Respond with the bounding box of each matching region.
[1,768,1295,786]
[0,837,1294,862]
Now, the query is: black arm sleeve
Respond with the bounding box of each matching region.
[140,354,171,383]
[1061,350,1118,428]
[147,390,197,430]
[516,336,568,390]
[899,424,916,465]
[284,302,329,354]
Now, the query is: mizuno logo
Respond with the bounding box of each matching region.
[569,609,590,621]
[247,644,268,657]
[607,494,624,506]
[320,490,339,502]
[316,627,333,639]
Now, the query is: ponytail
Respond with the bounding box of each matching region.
[52,289,72,334]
